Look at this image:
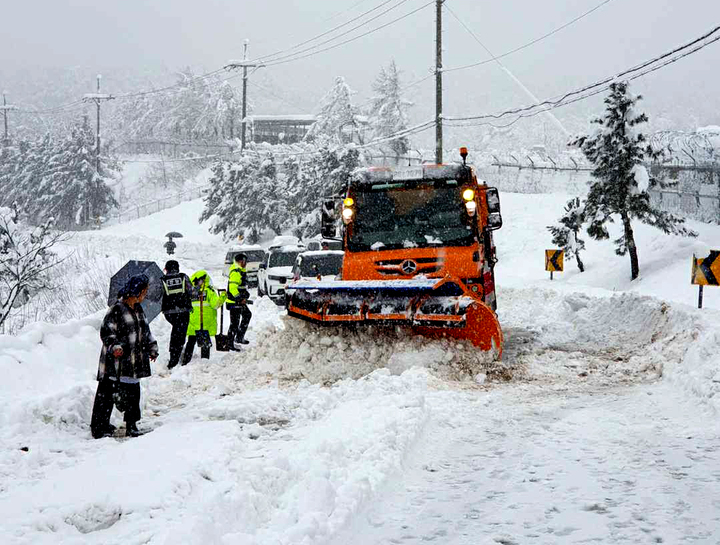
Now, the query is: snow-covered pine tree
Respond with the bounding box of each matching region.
[215,81,240,140]
[293,143,364,237]
[572,82,696,280]
[6,135,53,213]
[0,142,23,206]
[254,154,286,235]
[547,197,586,272]
[306,77,359,145]
[34,124,118,227]
[201,153,283,242]
[368,60,411,162]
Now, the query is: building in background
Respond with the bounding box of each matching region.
[246,115,316,145]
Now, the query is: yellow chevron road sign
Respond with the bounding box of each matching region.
[545,249,564,272]
[691,251,720,286]
[691,251,720,309]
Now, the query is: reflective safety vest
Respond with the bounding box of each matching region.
[227,263,249,305]
[161,272,193,315]
[162,275,186,295]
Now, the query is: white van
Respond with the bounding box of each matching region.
[257,245,304,302]
[224,244,266,287]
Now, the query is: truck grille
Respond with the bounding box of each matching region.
[375,257,445,276]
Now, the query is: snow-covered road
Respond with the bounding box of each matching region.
[333,381,720,545]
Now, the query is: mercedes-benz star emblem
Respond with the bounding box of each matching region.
[401,259,417,275]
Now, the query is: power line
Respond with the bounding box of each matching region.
[12,1,427,117]
[322,0,380,22]
[256,0,405,63]
[113,68,228,100]
[262,0,422,66]
[443,0,616,73]
[264,1,435,67]
[444,3,570,136]
[445,34,720,130]
[13,68,231,115]
[444,25,720,124]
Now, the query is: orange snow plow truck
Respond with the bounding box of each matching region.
[286,148,504,358]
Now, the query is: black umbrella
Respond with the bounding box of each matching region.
[108,260,165,323]
[165,232,184,239]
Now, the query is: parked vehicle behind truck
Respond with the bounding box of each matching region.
[224,245,265,287]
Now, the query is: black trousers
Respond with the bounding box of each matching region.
[164,312,190,368]
[182,335,210,363]
[228,304,252,342]
[90,378,141,438]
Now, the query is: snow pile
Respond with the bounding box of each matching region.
[500,286,720,409]
[669,318,720,411]
[0,363,433,545]
[244,315,498,384]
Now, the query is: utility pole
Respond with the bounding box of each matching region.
[0,92,17,145]
[435,0,443,164]
[242,40,249,150]
[82,75,114,225]
[227,40,265,151]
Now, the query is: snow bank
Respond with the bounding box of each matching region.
[244,315,497,384]
[500,286,720,411]
[0,365,432,545]
[0,313,103,416]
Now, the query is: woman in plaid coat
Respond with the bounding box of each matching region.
[90,274,159,438]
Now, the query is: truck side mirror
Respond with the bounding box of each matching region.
[321,198,338,239]
[485,187,503,231]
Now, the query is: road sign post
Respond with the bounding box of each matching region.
[691,250,720,309]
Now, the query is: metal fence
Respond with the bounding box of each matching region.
[649,188,720,224]
[107,185,206,224]
[481,157,720,224]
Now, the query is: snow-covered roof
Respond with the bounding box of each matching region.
[696,125,720,133]
[299,250,345,257]
[271,245,304,253]
[82,93,113,100]
[352,163,470,186]
[246,115,316,122]
[228,244,264,251]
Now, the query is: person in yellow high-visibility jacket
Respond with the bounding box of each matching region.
[181,270,226,363]
[226,253,252,349]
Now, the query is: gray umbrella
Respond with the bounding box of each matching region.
[165,231,184,238]
[108,260,165,323]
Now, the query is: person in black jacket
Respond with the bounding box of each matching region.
[90,274,159,438]
[160,260,194,369]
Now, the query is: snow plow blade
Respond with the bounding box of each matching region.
[286,277,503,357]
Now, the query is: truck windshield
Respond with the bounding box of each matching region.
[299,254,344,277]
[348,183,474,252]
[269,251,300,268]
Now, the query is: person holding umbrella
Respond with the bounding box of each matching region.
[181,270,226,364]
[164,231,183,256]
[90,274,159,438]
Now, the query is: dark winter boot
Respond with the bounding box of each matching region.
[126,422,141,437]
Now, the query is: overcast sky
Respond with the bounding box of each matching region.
[1,0,719,130]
